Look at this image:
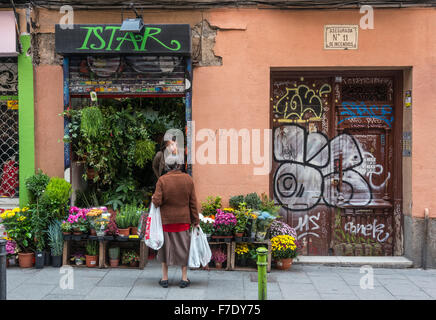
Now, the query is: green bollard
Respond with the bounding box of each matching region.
[256,247,268,300]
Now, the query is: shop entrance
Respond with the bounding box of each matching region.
[65,54,189,210]
[270,70,403,256]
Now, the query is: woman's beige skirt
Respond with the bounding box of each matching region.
[157,230,191,266]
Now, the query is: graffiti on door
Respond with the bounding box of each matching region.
[338,101,394,127]
[273,84,331,121]
[273,124,390,211]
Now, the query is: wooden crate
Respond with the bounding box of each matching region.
[230,241,272,273]
[62,238,148,269]
[206,241,232,271]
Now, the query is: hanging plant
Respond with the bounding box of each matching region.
[134,139,156,168]
[81,106,104,138]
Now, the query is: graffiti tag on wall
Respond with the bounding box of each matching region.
[273,84,331,121]
[338,101,394,127]
[273,124,390,211]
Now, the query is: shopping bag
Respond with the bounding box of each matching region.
[137,210,149,239]
[144,203,164,250]
[188,226,212,268]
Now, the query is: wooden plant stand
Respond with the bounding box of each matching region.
[206,241,232,271]
[229,240,272,273]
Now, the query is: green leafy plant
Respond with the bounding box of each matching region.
[201,196,222,217]
[47,220,63,256]
[108,247,120,260]
[259,193,280,215]
[29,204,48,252]
[41,177,72,219]
[85,240,99,256]
[229,195,244,209]
[244,193,262,210]
[134,139,156,168]
[104,178,145,210]
[25,169,50,204]
[81,106,104,138]
[115,213,130,229]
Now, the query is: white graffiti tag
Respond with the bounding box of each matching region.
[294,212,321,239]
[344,219,390,242]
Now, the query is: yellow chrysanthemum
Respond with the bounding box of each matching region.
[7,212,15,218]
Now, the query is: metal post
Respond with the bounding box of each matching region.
[0,239,6,300]
[257,247,268,300]
[422,208,429,270]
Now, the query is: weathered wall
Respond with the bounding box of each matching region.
[34,65,65,178]
[192,8,436,219]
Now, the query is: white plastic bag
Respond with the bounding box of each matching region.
[188,226,212,268]
[144,203,164,250]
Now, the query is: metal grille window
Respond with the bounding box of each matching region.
[0,58,19,198]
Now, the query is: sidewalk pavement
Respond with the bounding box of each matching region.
[5,260,436,300]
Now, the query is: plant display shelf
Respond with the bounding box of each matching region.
[206,241,232,271]
[101,239,148,269]
[62,238,148,269]
[229,240,272,273]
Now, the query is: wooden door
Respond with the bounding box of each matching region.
[271,71,402,256]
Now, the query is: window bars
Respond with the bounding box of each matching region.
[0,58,19,198]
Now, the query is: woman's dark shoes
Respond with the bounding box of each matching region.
[179,279,191,288]
[159,279,169,288]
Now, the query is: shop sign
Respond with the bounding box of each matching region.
[324,25,358,50]
[7,99,18,110]
[55,24,191,55]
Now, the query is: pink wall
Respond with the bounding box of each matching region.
[0,11,17,56]
[34,65,65,178]
[192,8,436,217]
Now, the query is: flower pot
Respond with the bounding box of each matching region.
[129,261,139,268]
[73,231,83,235]
[118,228,130,237]
[275,258,293,271]
[235,232,244,238]
[237,257,247,267]
[62,232,71,235]
[6,259,9,268]
[90,229,97,236]
[75,258,84,266]
[35,251,45,269]
[215,262,223,269]
[87,168,96,180]
[18,252,35,268]
[110,259,119,267]
[85,255,98,268]
[51,255,62,268]
[130,227,138,235]
[7,257,16,267]
[44,250,51,266]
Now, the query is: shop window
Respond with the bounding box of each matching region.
[0,58,19,198]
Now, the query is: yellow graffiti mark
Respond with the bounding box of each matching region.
[274,83,332,121]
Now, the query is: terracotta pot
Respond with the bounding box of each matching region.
[118,228,130,237]
[215,262,223,269]
[130,261,139,268]
[235,233,243,238]
[62,232,71,235]
[90,229,97,236]
[275,258,293,271]
[18,252,35,268]
[109,259,119,267]
[130,227,138,235]
[85,255,98,268]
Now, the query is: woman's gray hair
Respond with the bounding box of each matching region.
[164,154,183,172]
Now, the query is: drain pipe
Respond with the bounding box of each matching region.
[422,208,429,270]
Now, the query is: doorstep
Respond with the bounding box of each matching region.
[294,256,414,268]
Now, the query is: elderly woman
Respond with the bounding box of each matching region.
[151,154,199,288]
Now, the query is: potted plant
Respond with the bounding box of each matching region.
[68,207,89,235]
[47,220,64,267]
[108,247,120,267]
[1,207,35,268]
[234,204,250,239]
[271,235,298,271]
[86,207,104,235]
[70,253,85,266]
[5,239,17,267]
[235,243,249,267]
[229,195,244,209]
[85,240,99,268]
[200,196,222,218]
[61,220,72,235]
[199,213,214,238]
[211,248,227,269]
[212,209,237,240]
[115,213,130,237]
[121,250,139,267]
[104,219,119,240]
